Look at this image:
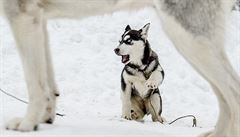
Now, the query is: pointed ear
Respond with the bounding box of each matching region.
[140,23,150,40]
[125,25,131,32]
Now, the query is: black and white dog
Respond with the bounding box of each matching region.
[115,23,164,122]
[1,0,239,136]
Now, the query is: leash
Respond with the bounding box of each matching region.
[0,87,65,117]
[168,114,197,127]
[149,91,197,127]
[1,87,197,125]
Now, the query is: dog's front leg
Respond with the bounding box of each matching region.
[121,81,132,120]
[146,66,164,89]
[40,21,58,124]
[4,2,52,131]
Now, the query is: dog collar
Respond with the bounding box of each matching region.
[126,55,157,72]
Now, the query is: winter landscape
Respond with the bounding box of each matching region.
[0,7,239,137]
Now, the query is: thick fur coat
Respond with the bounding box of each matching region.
[0,0,239,137]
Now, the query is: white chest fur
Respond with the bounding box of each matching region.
[124,71,150,98]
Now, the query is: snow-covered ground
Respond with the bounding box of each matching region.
[0,8,239,137]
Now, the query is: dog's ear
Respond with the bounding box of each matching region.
[125,25,131,32]
[140,23,150,40]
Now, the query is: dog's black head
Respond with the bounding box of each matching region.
[114,23,151,65]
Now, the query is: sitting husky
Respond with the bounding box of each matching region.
[114,23,164,122]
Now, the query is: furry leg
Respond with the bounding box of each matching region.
[146,66,164,89]
[213,49,240,137]
[40,21,58,124]
[199,85,231,137]
[157,7,240,136]
[147,93,163,123]
[121,85,132,120]
[4,3,51,131]
[175,42,239,137]
[130,96,145,121]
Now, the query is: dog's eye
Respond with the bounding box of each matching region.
[125,39,133,45]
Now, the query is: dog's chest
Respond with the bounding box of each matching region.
[126,73,150,98]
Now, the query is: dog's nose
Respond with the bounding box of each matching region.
[114,48,120,54]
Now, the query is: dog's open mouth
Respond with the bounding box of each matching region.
[122,55,130,64]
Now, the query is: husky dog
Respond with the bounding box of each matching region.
[1,0,239,137]
[114,23,164,122]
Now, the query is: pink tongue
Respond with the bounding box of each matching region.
[122,56,128,63]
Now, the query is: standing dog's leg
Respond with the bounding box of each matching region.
[197,56,240,137]
[177,42,239,137]
[200,84,231,137]
[40,21,58,124]
[156,3,240,135]
[216,52,240,137]
[3,0,53,131]
[169,38,239,137]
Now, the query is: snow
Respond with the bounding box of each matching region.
[0,8,239,137]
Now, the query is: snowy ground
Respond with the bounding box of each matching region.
[0,8,239,137]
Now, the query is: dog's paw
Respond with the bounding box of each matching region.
[6,117,38,132]
[122,116,132,120]
[146,80,159,89]
[41,106,56,124]
[152,116,164,123]
[121,113,132,120]
[131,110,139,120]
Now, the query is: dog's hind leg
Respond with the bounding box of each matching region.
[171,37,239,137]
[175,41,239,137]
[130,96,145,121]
[197,55,240,137]
[157,5,239,136]
[199,84,231,137]
[216,53,240,137]
[146,91,163,123]
[175,37,239,137]
[191,38,240,137]
[3,0,53,131]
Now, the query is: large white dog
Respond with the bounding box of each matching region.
[1,0,239,137]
